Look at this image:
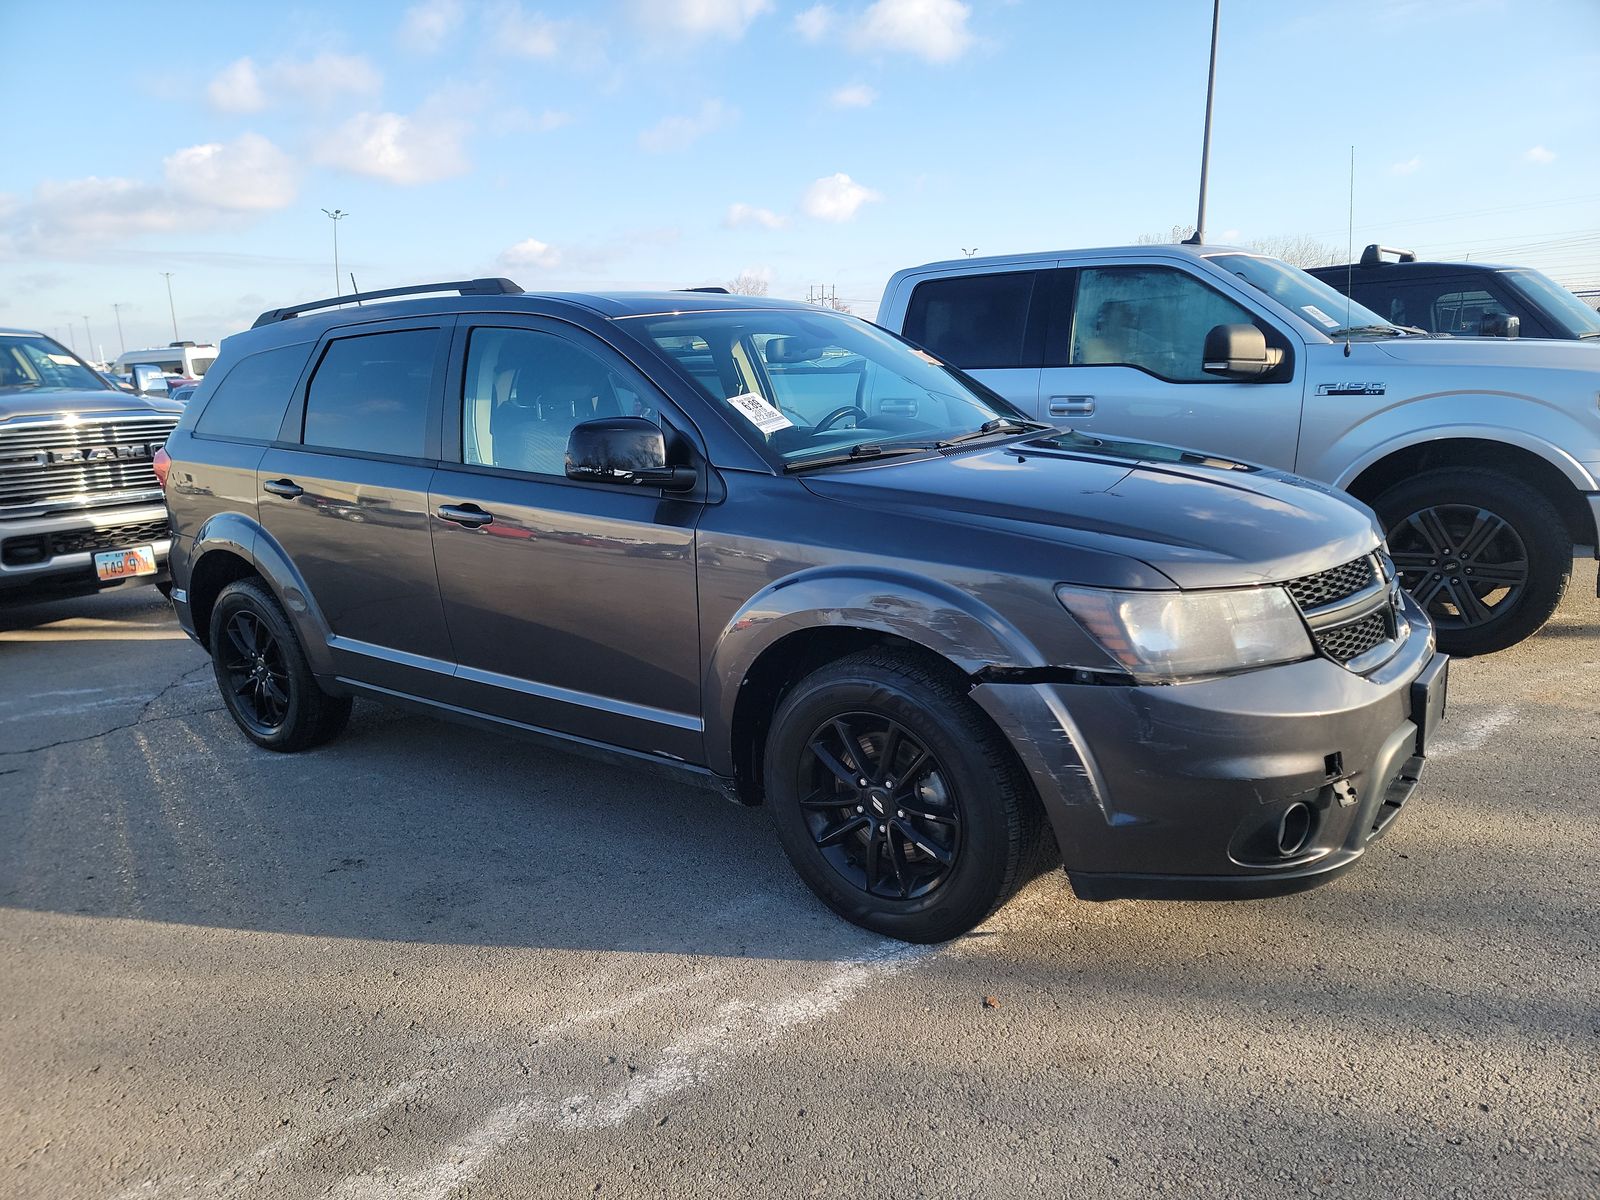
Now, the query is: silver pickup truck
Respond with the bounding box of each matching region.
[879,245,1600,655]
[0,328,180,599]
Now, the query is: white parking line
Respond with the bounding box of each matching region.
[1427,702,1520,759]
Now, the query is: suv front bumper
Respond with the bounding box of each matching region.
[973,595,1447,901]
[0,503,171,597]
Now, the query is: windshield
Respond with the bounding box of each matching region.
[1502,269,1600,338]
[630,308,1032,465]
[1206,252,1397,336]
[0,334,110,393]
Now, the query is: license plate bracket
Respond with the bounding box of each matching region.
[1410,653,1449,756]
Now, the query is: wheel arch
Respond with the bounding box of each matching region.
[185,515,335,672]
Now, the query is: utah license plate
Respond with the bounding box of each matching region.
[94,545,157,582]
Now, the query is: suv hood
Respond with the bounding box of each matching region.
[799,432,1382,590]
[0,388,183,422]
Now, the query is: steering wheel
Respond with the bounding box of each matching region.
[814,404,869,432]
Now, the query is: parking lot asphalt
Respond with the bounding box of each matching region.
[1,577,1597,1200]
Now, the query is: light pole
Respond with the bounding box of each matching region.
[82,316,95,363]
[1185,0,1221,245]
[322,209,348,295]
[112,303,127,355]
[160,273,179,341]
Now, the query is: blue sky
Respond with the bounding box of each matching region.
[2,0,1596,359]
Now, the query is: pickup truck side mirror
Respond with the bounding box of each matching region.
[1480,312,1520,338]
[565,417,697,491]
[1202,324,1284,380]
[130,364,170,396]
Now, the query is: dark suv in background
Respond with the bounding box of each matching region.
[159,279,1448,941]
[1309,244,1600,341]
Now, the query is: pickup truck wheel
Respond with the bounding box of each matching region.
[764,649,1041,943]
[209,578,352,752]
[1373,469,1569,657]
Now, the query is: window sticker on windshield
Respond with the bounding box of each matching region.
[726,391,794,435]
[1301,305,1339,329]
[911,348,944,366]
[47,354,79,365]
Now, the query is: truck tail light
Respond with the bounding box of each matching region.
[152,446,171,491]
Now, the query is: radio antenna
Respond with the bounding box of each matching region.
[1345,145,1354,358]
[350,273,362,304]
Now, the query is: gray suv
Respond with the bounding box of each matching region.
[161,279,1448,941]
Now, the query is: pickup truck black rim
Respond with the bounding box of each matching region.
[798,713,962,900]
[220,610,291,734]
[1388,503,1529,630]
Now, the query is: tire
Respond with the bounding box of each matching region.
[1372,468,1569,657]
[208,578,352,752]
[763,648,1044,943]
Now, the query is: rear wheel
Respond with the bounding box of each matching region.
[209,578,351,751]
[764,648,1043,942]
[1372,468,1569,656]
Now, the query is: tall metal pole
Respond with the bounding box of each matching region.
[1187,0,1221,245]
[160,273,179,340]
[82,316,94,363]
[112,303,127,355]
[322,209,348,296]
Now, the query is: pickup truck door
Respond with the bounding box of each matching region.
[1035,263,1303,471]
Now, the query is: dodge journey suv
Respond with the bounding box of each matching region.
[161,279,1448,941]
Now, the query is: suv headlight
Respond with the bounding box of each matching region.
[1055,584,1314,680]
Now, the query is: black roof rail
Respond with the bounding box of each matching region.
[677,286,730,294]
[1359,244,1417,268]
[252,278,525,328]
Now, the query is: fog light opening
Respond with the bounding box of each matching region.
[1277,802,1313,858]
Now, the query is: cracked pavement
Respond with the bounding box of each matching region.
[1,580,1597,1199]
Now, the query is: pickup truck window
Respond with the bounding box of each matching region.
[902,271,1038,369]
[1069,266,1255,382]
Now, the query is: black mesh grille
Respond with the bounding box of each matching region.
[1,519,169,566]
[1284,556,1375,611]
[1317,611,1390,663]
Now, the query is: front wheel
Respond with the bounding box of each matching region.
[1372,468,1570,657]
[209,578,352,751]
[764,649,1044,942]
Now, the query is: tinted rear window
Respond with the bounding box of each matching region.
[302,329,438,458]
[194,344,310,442]
[902,272,1038,369]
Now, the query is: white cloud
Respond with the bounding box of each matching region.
[1525,145,1557,165]
[492,2,563,57]
[164,133,297,211]
[794,4,835,40]
[723,202,787,230]
[205,52,380,113]
[801,172,881,222]
[636,0,773,40]
[856,0,972,62]
[501,237,562,269]
[207,58,266,114]
[829,82,877,108]
[399,0,464,52]
[1389,156,1422,175]
[638,99,733,153]
[315,110,470,185]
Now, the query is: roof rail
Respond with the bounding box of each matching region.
[252,278,525,328]
[1359,244,1417,268]
[677,286,731,294]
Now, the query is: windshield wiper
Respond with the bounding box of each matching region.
[783,441,939,473]
[937,417,1047,447]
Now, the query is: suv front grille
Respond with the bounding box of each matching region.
[0,415,177,516]
[1316,610,1392,663]
[1283,556,1375,610]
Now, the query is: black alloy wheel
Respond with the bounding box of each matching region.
[1388,503,1529,631]
[219,609,291,736]
[799,713,962,901]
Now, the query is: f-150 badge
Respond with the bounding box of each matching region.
[1315,382,1387,396]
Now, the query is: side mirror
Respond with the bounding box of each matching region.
[1480,312,1520,338]
[565,417,696,491]
[130,364,169,396]
[1202,323,1284,379]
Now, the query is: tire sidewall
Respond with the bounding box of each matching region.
[765,666,1013,941]
[209,582,316,750]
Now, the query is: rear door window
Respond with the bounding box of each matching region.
[302,329,439,458]
[194,344,310,442]
[903,272,1039,369]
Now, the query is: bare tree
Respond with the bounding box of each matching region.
[725,272,770,296]
[1135,224,1196,245]
[1133,226,1341,267]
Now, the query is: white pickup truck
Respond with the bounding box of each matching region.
[878,244,1600,655]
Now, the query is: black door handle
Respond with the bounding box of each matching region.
[263,478,303,498]
[437,503,494,528]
